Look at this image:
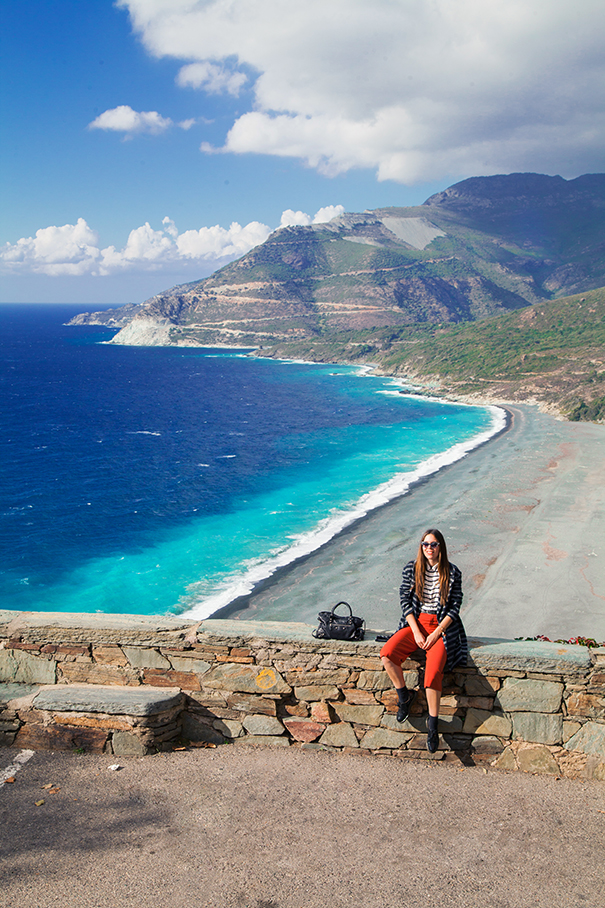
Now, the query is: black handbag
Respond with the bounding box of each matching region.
[312,601,365,641]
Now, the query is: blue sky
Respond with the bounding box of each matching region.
[2,1,604,305]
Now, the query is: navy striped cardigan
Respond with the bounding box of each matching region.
[398,559,468,670]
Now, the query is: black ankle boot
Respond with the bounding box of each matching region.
[426,715,439,753]
[396,688,416,723]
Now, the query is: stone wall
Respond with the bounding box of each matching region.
[1,612,604,779]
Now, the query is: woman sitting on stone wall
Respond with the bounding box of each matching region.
[380,528,468,753]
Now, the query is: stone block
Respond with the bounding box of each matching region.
[471,641,592,676]
[242,714,284,736]
[33,685,182,716]
[167,656,212,675]
[52,714,132,731]
[274,655,322,673]
[112,731,149,755]
[310,701,334,723]
[464,675,500,696]
[61,662,140,687]
[566,692,605,719]
[436,714,464,734]
[225,692,277,716]
[463,709,512,737]
[0,649,56,685]
[439,695,461,709]
[360,727,412,749]
[0,682,39,706]
[564,722,605,756]
[215,654,254,664]
[285,669,350,686]
[516,744,559,775]
[92,645,128,667]
[122,646,171,670]
[512,712,563,745]
[294,685,340,702]
[343,689,378,705]
[378,689,399,712]
[283,702,308,718]
[492,747,518,771]
[15,722,109,753]
[592,760,605,781]
[384,714,427,734]
[282,718,325,742]
[230,647,252,659]
[142,669,201,691]
[187,689,227,709]
[471,735,504,755]
[319,722,359,748]
[562,720,582,743]
[202,663,290,695]
[526,672,563,682]
[357,670,392,691]
[332,703,384,727]
[212,718,243,739]
[496,678,563,713]
[459,696,494,710]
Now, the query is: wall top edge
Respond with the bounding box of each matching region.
[0,612,596,671]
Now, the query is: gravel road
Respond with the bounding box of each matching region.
[1,744,604,908]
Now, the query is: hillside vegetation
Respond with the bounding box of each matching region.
[258,287,605,420]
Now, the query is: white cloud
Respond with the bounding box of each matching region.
[0,219,101,276]
[88,105,174,137]
[116,0,605,181]
[0,207,342,277]
[280,205,344,227]
[177,62,247,96]
[175,221,271,260]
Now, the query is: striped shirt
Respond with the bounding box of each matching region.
[399,560,468,669]
[421,565,441,613]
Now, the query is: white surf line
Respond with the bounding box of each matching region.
[0,749,35,787]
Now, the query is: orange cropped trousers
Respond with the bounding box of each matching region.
[380,613,447,691]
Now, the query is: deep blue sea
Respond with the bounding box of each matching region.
[0,303,503,618]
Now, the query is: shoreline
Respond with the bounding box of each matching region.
[210,403,605,641]
[181,393,507,621]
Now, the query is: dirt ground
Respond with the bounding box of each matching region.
[1,744,604,908]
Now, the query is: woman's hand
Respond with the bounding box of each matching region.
[423,629,443,650]
[413,628,427,649]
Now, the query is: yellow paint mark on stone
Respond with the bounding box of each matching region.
[255,667,277,690]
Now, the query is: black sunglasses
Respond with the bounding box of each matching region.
[422,541,439,549]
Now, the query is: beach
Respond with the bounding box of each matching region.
[216,404,605,642]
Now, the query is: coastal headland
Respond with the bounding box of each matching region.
[213,403,605,643]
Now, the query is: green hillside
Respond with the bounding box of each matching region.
[259,286,605,421]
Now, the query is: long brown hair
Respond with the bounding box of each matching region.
[414,528,450,606]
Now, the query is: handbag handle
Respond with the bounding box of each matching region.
[331,601,353,619]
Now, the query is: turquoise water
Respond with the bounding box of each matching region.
[0,304,502,618]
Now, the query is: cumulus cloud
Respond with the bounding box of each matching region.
[88,105,196,138]
[0,206,341,277]
[116,0,605,181]
[177,62,247,96]
[0,219,101,276]
[280,205,344,227]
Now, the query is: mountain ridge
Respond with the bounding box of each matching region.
[69,172,605,419]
